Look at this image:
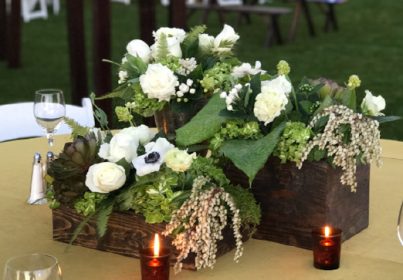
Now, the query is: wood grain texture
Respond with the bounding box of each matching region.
[224,157,369,249]
[52,206,249,270]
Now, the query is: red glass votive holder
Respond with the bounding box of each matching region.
[311,227,342,270]
[140,248,170,280]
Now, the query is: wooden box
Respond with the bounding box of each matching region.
[224,157,370,249]
[52,206,248,270]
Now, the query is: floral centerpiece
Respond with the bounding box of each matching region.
[176,60,399,192]
[47,123,260,272]
[101,24,244,135]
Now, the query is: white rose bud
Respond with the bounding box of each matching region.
[85,162,126,193]
[361,90,386,116]
[140,63,178,102]
[164,148,196,173]
[126,39,151,63]
[213,24,240,53]
[198,33,214,51]
[261,75,292,96]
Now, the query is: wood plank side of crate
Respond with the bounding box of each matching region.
[52,206,248,270]
[224,158,369,249]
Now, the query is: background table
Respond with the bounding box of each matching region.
[1,135,402,279]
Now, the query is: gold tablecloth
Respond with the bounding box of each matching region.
[1,135,403,279]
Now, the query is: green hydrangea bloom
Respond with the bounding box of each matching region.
[210,120,262,151]
[277,60,291,75]
[200,62,234,93]
[274,122,312,164]
[115,106,133,123]
[347,74,361,89]
[160,56,181,73]
[74,192,107,216]
[131,84,166,117]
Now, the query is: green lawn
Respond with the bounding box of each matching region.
[1,0,402,139]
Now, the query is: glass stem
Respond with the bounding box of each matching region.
[46,132,54,147]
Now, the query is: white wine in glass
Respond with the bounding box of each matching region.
[3,254,62,280]
[34,89,66,147]
[397,201,403,245]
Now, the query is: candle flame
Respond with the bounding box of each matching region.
[153,233,160,257]
[324,226,331,237]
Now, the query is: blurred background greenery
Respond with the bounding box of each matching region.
[0,0,402,139]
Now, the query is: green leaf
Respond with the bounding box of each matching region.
[90,93,109,130]
[125,54,147,75]
[220,122,286,184]
[341,88,356,111]
[299,100,313,114]
[115,158,131,176]
[314,95,333,115]
[247,74,261,112]
[372,115,402,124]
[176,94,227,146]
[96,203,114,238]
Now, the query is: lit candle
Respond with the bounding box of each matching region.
[312,225,342,270]
[140,233,170,280]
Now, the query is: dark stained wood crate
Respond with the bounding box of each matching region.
[224,157,370,250]
[52,206,250,270]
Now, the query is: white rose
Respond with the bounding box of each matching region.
[213,24,240,52]
[253,89,288,125]
[154,27,186,43]
[126,39,151,63]
[98,127,148,163]
[140,63,178,102]
[198,33,214,51]
[132,138,174,176]
[85,162,126,193]
[361,90,386,116]
[261,75,292,96]
[164,148,196,172]
[232,61,266,79]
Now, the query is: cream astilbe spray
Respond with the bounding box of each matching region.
[162,176,243,273]
[298,105,382,192]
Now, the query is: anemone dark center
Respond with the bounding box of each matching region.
[144,151,160,164]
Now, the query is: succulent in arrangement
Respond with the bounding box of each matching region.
[47,133,101,206]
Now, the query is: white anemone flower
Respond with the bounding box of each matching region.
[132,138,174,176]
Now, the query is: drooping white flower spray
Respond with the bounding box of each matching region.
[163,176,243,273]
[298,105,382,192]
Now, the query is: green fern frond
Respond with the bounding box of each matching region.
[64,117,91,139]
[66,212,94,251]
[96,202,114,238]
[184,25,207,45]
[182,25,207,57]
[156,33,169,61]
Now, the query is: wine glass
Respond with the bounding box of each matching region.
[3,253,62,280]
[34,89,66,147]
[397,201,403,245]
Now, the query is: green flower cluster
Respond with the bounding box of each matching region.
[115,106,133,123]
[200,62,234,94]
[160,56,181,73]
[273,122,312,164]
[210,120,262,151]
[131,84,166,117]
[74,192,107,216]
